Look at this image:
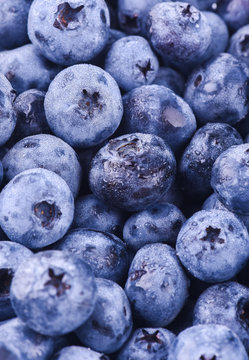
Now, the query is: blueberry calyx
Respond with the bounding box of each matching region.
[194,75,202,87]
[34,201,61,228]
[0,268,14,297]
[182,4,192,18]
[53,2,84,31]
[77,89,104,119]
[136,60,153,80]
[200,226,224,249]
[240,35,249,55]
[44,268,71,296]
[135,329,163,352]
[130,269,147,281]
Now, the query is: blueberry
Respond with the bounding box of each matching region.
[193,281,249,351]
[52,345,110,360]
[211,143,249,215]
[9,89,50,146]
[105,36,159,92]
[184,53,249,125]
[44,64,123,148]
[172,0,214,10]
[146,2,212,70]
[0,74,16,147]
[10,250,97,336]
[153,66,185,96]
[28,0,110,66]
[216,0,249,31]
[76,278,133,354]
[0,241,32,321]
[121,85,196,153]
[168,324,248,360]
[89,133,176,212]
[2,134,82,198]
[229,24,249,68]
[123,203,186,251]
[176,210,249,282]
[179,123,243,200]
[125,243,189,327]
[0,317,55,360]
[0,168,74,249]
[73,194,126,237]
[0,0,32,50]
[0,44,62,94]
[57,228,129,283]
[116,327,176,360]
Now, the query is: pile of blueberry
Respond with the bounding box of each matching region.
[1,0,249,359]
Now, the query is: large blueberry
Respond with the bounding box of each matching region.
[28,0,110,65]
[125,243,189,327]
[193,282,249,351]
[168,324,248,360]
[123,203,186,251]
[89,133,176,212]
[0,168,74,249]
[121,85,196,153]
[10,250,97,336]
[76,278,133,354]
[0,44,62,94]
[57,228,129,283]
[211,143,249,215]
[176,210,249,282]
[105,36,159,92]
[184,53,249,125]
[116,327,175,360]
[44,64,123,148]
[2,134,82,198]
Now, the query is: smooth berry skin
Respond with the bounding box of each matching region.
[0,74,16,147]
[0,241,32,321]
[123,203,186,251]
[216,0,249,31]
[121,85,196,153]
[10,250,97,336]
[0,44,61,94]
[179,123,243,200]
[153,66,185,96]
[0,317,56,360]
[0,168,74,249]
[146,2,212,68]
[28,0,110,66]
[211,144,249,215]
[2,134,82,198]
[125,243,189,327]
[176,210,249,283]
[193,282,249,351]
[168,324,248,360]
[76,278,133,354]
[184,53,249,125]
[105,36,159,92]
[57,228,129,284]
[116,327,176,360]
[89,133,176,212]
[51,346,110,360]
[0,0,32,50]
[229,24,249,68]
[73,194,126,237]
[44,64,123,149]
[9,89,50,146]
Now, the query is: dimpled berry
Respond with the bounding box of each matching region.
[121,85,196,153]
[51,346,110,360]
[125,243,189,327]
[193,282,249,351]
[57,228,129,283]
[105,36,159,92]
[2,134,82,198]
[229,24,249,68]
[44,64,123,148]
[116,327,176,360]
[168,324,248,360]
[76,278,133,354]
[28,0,110,65]
[211,144,249,215]
[89,133,176,212]
[0,74,16,147]
[0,168,74,249]
[10,250,97,336]
[176,210,249,282]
